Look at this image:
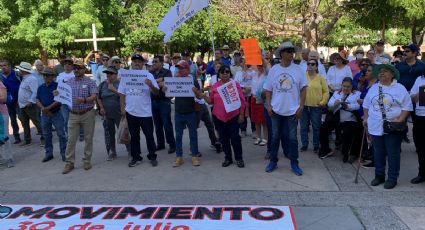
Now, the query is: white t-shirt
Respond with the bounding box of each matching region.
[299,60,327,78]
[410,76,425,116]
[117,70,159,117]
[326,65,352,91]
[328,91,361,122]
[363,81,413,136]
[263,63,308,116]
[56,71,74,83]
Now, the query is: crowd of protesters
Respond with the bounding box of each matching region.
[0,40,425,189]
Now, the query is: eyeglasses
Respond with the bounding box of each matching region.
[112,61,120,64]
[403,50,412,53]
[220,70,231,74]
[106,72,116,75]
[102,59,109,62]
[307,63,316,66]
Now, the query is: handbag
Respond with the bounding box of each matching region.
[117,117,131,144]
[378,85,407,134]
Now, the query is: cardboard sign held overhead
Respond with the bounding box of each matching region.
[240,38,263,66]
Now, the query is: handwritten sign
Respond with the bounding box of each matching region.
[118,69,150,91]
[0,204,297,230]
[54,81,72,108]
[217,80,242,113]
[165,77,195,97]
[240,38,262,66]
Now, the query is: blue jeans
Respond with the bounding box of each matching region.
[175,112,198,157]
[216,116,243,161]
[61,104,69,134]
[372,133,403,182]
[264,107,288,155]
[152,100,175,148]
[6,102,20,140]
[300,106,322,149]
[41,111,67,158]
[270,113,299,164]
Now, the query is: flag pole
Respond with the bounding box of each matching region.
[207,6,216,57]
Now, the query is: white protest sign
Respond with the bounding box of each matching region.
[0,204,297,230]
[118,69,150,91]
[217,80,242,113]
[54,81,73,108]
[164,77,195,97]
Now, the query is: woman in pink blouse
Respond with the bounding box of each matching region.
[197,65,246,167]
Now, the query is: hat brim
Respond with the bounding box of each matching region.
[330,53,348,64]
[274,47,295,59]
[103,70,117,74]
[372,64,400,81]
[15,66,32,73]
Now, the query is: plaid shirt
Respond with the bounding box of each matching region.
[67,76,97,111]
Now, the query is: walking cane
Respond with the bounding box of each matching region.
[354,129,366,183]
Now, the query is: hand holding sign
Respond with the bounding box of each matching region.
[54,81,73,108]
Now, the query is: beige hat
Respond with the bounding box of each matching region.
[221,45,230,50]
[15,62,33,73]
[40,67,57,76]
[274,41,295,59]
[73,60,86,67]
[110,56,120,62]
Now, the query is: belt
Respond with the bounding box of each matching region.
[70,107,93,115]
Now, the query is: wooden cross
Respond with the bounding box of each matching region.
[74,23,115,51]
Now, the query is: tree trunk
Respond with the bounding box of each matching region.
[412,19,418,44]
[38,47,48,65]
[381,20,386,40]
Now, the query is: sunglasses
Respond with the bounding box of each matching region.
[106,72,116,75]
[220,70,231,74]
[307,63,316,66]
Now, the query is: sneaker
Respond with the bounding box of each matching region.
[42,156,54,163]
[254,138,261,145]
[300,146,307,152]
[6,159,15,168]
[192,156,201,166]
[410,176,425,184]
[259,139,267,146]
[62,163,74,174]
[319,150,333,159]
[83,162,92,170]
[236,160,245,168]
[107,153,117,161]
[222,159,233,167]
[370,176,385,186]
[128,159,142,167]
[384,180,397,189]
[19,140,31,146]
[291,162,303,176]
[150,159,158,167]
[361,161,374,168]
[265,161,277,173]
[173,157,184,167]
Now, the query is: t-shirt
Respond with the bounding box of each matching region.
[56,71,74,83]
[396,60,425,92]
[363,81,413,136]
[410,76,425,116]
[174,76,200,114]
[98,80,121,120]
[117,70,159,117]
[326,65,352,91]
[263,63,308,116]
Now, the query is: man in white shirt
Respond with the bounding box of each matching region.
[16,62,44,146]
[119,54,160,168]
[264,41,308,176]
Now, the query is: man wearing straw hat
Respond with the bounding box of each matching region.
[16,62,44,146]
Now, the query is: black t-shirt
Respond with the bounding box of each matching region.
[174,76,200,114]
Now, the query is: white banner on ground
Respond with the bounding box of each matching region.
[54,81,73,108]
[164,77,195,97]
[0,205,297,230]
[217,80,242,113]
[158,0,210,42]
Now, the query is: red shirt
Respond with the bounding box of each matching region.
[210,81,246,122]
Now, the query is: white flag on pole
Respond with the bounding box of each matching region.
[158,0,209,42]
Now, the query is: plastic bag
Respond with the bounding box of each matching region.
[117,117,130,145]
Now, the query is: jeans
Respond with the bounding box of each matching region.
[216,116,243,161]
[264,107,287,155]
[61,104,70,134]
[18,104,43,142]
[41,111,67,158]
[196,103,218,145]
[7,102,20,140]
[300,106,322,149]
[175,112,198,157]
[126,112,157,161]
[152,100,175,148]
[371,133,403,182]
[270,113,299,164]
[65,110,96,164]
[413,115,425,177]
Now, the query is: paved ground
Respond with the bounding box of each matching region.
[1,113,424,229]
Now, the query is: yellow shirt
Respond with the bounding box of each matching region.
[305,73,329,107]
